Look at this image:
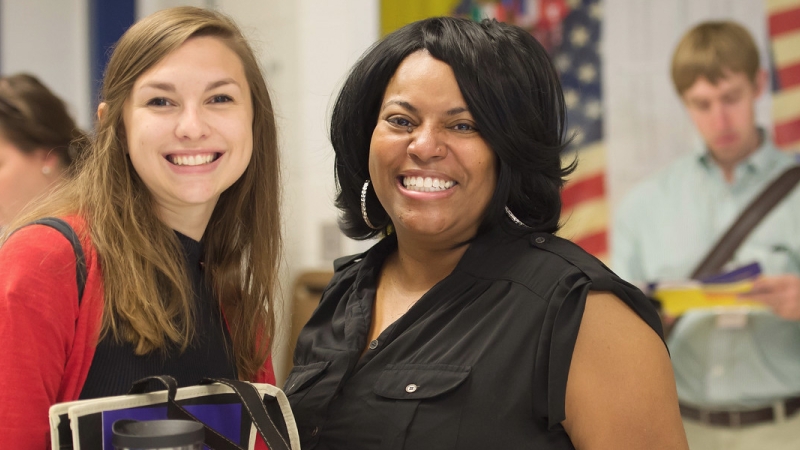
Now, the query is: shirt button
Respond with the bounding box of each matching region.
[368,339,379,350]
[311,426,319,436]
[405,384,418,393]
[535,236,546,244]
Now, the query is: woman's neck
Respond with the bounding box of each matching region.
[156,203,214,241]
[389,235,470,295]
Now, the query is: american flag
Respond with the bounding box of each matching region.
[452,0,609,260]
[767,0,800,152]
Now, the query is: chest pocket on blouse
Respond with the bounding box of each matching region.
[284,361,330,398]
[373,363,471,450]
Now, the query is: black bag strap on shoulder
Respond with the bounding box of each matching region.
[129,376,292,450]
[27,217,87,303]
[691,165,800,280]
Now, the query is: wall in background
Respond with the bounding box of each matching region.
[0,0,92,129]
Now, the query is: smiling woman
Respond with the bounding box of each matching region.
[368,51,497,248]
[285,16,689,450]
[0,7,281,448]
[122,35,254,240]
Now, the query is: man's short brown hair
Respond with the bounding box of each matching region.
[671,21,760,95]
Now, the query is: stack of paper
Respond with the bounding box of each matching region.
[650,263,765,316]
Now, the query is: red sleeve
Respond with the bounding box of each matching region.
[0,225,80,449]
[255,353,276,385]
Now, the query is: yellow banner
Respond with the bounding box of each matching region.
[380,0,462,36]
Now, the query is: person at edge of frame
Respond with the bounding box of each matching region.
[613,20,800,450]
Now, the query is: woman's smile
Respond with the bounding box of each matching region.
[401,175,456,192]
[165,151,221,167]
[369,50,497,243]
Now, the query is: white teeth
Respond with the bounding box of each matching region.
[402,176,455,192]
[170,154,216,166]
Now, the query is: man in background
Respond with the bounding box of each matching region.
[612,21,800,449]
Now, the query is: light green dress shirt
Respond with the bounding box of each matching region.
[612,136,800,408]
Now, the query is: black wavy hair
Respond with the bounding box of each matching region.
[331,16,574,240]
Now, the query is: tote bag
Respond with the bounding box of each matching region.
[49,376,299,450]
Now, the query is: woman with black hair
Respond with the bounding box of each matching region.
[285,17,687,449]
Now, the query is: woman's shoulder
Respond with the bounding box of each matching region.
[0,215,93,315]
[462,229,658,315]
[526,232,615,282]
[462,230,614,288]
[1,215,94,272]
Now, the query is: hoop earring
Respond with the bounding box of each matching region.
[361,180,380,230]
[505,206,530,228]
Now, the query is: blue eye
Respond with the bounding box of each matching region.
[147,98,171,107]
[211,94,233,103]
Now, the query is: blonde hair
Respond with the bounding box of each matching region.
[4,6,281,380]
[671,21,761,95]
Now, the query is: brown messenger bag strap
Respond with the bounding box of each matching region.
[691,165,800,280]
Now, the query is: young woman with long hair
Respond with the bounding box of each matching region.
[0,7,282,447]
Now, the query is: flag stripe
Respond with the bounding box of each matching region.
[773,31,800,67]
[769,1,800,151]
[772,87,800,123]
[559,197,608,242]
[562,173,605,210]
[563,142,606,176]
[767,0,800,14]
[775,116,800,147]
[768,6,800,37]
[778,61,800,89]
[573,230,608,258]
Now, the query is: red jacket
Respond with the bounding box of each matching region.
[0,217,275,448]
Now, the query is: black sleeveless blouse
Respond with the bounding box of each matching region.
[285,226,663,450]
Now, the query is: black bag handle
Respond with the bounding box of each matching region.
[691,165,800,280]
[14,217,87,303]
[129,376,291,450]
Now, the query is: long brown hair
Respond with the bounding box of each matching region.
[4,6,281,380]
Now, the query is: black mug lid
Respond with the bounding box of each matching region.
[112,419,204,448]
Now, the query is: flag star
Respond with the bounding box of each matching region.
[590,2,603,20]
[578,63,597,83]
[571,26,590,47]
[564,89,581,109]
[555,54,572,73]
[584,99,602,120]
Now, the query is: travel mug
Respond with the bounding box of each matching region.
[112,419,204,450]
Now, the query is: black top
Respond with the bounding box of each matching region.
[285,227,662,450]
[79,232,236,399]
